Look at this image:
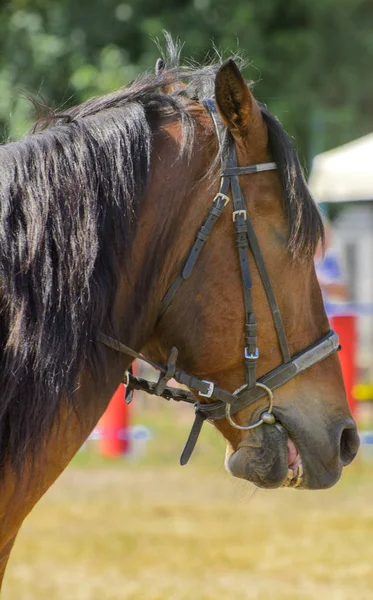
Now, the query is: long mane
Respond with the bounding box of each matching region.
[0,41,322,472]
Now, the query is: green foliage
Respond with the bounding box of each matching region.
[1,0,373,163]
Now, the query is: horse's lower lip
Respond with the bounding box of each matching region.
[226,420,289,488]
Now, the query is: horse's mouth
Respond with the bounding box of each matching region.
[282,437,304,488]
[226,410,356,489]
[226,422,306,489]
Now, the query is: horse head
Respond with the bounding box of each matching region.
[137,59,359,489]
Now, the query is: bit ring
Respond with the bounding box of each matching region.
[225,382,275,430]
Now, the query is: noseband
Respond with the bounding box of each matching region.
[100,99,339,464]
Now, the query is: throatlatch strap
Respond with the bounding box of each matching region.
[159,191,229,318]
[99,332,165,372]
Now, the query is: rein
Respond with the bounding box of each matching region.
[99,99,339,465]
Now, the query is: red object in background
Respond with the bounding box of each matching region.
[99,383,130,457]
[330,315,357,417]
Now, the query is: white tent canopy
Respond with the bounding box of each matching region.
[308,133,373,203]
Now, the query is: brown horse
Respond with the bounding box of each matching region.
[0,45,359,584]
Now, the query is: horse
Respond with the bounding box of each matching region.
[0,44,359,584]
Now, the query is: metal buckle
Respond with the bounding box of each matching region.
[244,347,259,360]
[213,192,230,206]
[232,209,247,222]
[199,380,214,398]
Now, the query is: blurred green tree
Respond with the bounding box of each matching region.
[1,0,372,165]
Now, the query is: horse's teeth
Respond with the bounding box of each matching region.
[293,464,304,488]
[282,463,304,488]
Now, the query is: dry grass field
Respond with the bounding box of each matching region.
[4,401,373,600]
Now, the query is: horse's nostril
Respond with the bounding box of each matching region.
[340,427,360,466]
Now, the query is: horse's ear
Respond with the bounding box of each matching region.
[215,59,263,140]
[155,57,186,95]
[155,58,165,74]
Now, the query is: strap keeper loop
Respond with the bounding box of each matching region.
[197,230,209,242]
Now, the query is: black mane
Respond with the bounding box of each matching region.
[0,42,322,472]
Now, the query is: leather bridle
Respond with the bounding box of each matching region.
[100,99,340,465]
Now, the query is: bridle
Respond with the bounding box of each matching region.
[100,99,340,465]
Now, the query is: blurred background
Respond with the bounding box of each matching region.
[2,1,373,598]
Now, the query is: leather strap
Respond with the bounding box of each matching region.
[125,372,196,404]
[154,346,178,395]
[226,142,258,390]
[180,411,206,465]
[222,162,277,176]
[159,192,229,318]
[99,332,166,373]
[244,196,291,363]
